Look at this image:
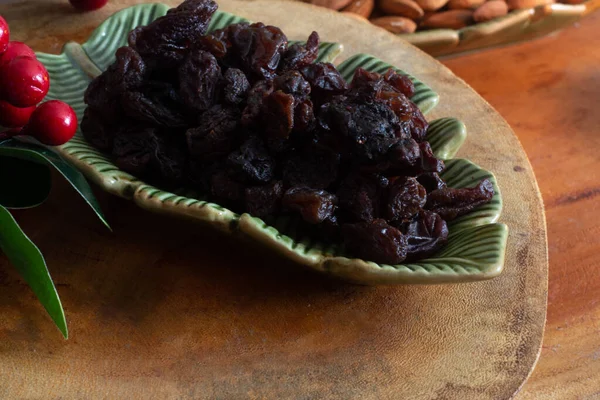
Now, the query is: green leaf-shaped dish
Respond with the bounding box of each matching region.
[36,3,507,285]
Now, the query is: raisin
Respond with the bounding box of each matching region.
[383,68,415,98]
[152,135,187,185]
[426,179,494,220]
[263,90,295,140]
[408,103,428,142]
[279,31,319,71]
[222,68,250,105]
[282,186,337,224]
[245,181,284,218]
[210,170,245,204]
[300,62,348,104]
[319,99,400,163]
[293,99,316,133]
[195,33,228,59]
[112,127,158,176]
[186,106,240,161]
[385,177,427,221]
[242,80,273,126]
[283,145,339,189]
[417,172,446,193]
[414,142,444,174]
[341,219,408,264]
[121,91,187,127]
[317,214,341,242]
[128,0,217,65]
[227,22,288,80]
[402,210,448,260]
[179,49,221,111]
[81,108,114,152]
[337,173,388,222]
[227,136,275,184]
[84,46,146,122]
[388,138,421,171]
[274,70,311,102]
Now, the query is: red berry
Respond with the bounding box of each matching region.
[0,100,36,128]
[0,16,9,54]
[23,100,77,146]
[69,0,108,11]
[0,41,36,66]
[0,56,49,107]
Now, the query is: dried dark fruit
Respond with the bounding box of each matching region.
[293,99,316,133]
[210,170,245,203]
[121,91,187,127]
[385,177,427,221]
[81,108,114,152]
[128,0,217,65]
[402,210,448,260]
[245,181,284,218]
[153,135,187,185]
[366,137,420,174]
[417,172,446,192]
[242,80,273,126]
[341,219,408,264]
[227,22,288,80]
[179,49,221,111]
[262,90,295,141]
[415,141,444,174]
[319,99,400,163]
[81,0,497,264]
[195,33,228,59]
[84,46,146,122]
[283,145,339,189]
[337,173,388,222]
[274,70,311,103]
[283,187,337,224]
[112,127,158,176]
[300,62,348,104]
[227,136,275,184]
[186,106,240,161]
[279,31,319,71]
[426,179,494,220]
[222,68,250,105]
[383,68,415,99]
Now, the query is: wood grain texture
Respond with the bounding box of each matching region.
[0,1,547,399]
[444,13,600,400]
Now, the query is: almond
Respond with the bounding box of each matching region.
[506,0,553,9]
[378,0,425,19]
[420,9,474,28]
[415,0,450,11]
[370,16,418,33]
[310,0,353,10]
[473,0,508,21]
[448,0,485,9]
[342,0,375,17]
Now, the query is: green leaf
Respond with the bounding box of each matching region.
[0,205,68,338]
[0,155,52,209]
[0,139,110,230]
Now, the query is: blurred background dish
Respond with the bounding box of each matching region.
[306,0,600,56]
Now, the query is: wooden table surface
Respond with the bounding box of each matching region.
[0,1,597,398]
[443,16,600,399]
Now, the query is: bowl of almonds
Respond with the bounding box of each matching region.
[306,0,600,56]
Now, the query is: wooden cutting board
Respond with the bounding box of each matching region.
[0,1,548,399]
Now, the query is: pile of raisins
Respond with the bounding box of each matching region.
[82,0,494,264]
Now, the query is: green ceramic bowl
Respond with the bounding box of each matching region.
[36,3,508,285]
